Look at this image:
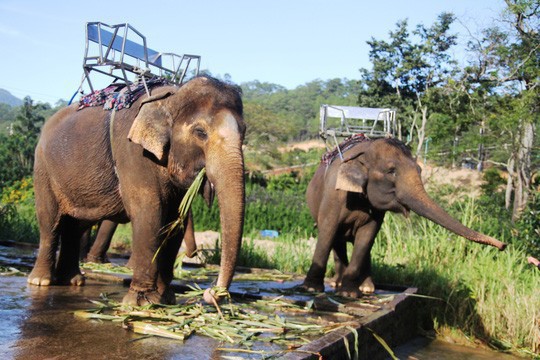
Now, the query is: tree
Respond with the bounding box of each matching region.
[358,13,459,155]
[462,0,539,220]
[241,78,360,141]
[0,97,45,187]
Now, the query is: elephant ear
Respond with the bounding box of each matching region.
[127,90,174,162]
[335,150,368,194]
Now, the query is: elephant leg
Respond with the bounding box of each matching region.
[155,216,185,304]
[79,228,92,261]
[28,177,61,286]
[123,209,174,306]
[330,240,348,288]
[301,217,340,293]
[183,211,197,258]
[86,220,118,263]
[358,252,375,294]
[337,213,384,298]
[55,217,86,286]
[125,255,134,269]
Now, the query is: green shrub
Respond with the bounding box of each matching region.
[515,190,540,257]
[0,177,39,242]
[191,171,316,238]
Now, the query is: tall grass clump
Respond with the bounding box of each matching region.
[270,232,315,274]
[372,197,540,354]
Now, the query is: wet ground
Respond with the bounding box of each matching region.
[0,242,413,359]
[1,276,231,359]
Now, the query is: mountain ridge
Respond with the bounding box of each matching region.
[0,89,23,107]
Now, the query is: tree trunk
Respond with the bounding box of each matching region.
[415,105,428,159]
[511,120,535,221]
[505,156,515,210]
[407,112,418,146]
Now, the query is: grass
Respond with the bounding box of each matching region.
[371,200,540,355]
[73,287,357,358]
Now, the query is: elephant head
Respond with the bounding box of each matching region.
[335,137,506,250]
[127,76,246,300]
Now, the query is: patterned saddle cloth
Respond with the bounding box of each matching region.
[321,133,371,166]
[77,77,171,111]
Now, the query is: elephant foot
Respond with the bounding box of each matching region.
[123,286,176,306]
[336,279,364,298]
[296,279,325,293]
[359,276,375,294]
[330,275,342,289]
[28,266,53,286]
[57,272,86,286]
[85,253,110,264]
[336,286,363,298]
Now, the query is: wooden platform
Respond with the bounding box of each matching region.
[84,264,422,359]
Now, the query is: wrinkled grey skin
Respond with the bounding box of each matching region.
[301,138,506,298]
[29,76,245,305]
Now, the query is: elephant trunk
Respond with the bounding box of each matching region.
[401,185,507,250]
[204,148,245,300]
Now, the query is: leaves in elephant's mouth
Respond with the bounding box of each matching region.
[153,168,207,263]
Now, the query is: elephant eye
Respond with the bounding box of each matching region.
[194,127,208,140]
[387,168,396,176]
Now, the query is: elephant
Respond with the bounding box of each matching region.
[301,136,507,298]
[29,76,246,305]
[80,215,195,268]
[79,220,119,263]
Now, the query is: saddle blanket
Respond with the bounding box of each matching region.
[321,133,371,166]
[78,77,170,111]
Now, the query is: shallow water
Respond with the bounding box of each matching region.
[394,336,524,360]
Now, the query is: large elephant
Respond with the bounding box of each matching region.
[302,136,506,298]
[29,76,246,305]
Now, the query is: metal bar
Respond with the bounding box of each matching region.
[82,22,201,88]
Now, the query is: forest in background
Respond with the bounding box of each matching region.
[1,1,538,220]
[1,0,538,233]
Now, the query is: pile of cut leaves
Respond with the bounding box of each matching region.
[74,284,358,355]
[0,266,25,276]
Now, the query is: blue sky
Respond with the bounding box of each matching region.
[0,0,506,104]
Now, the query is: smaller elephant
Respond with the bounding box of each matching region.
[80,179,214,263]
[80,216,195,265]
[79,220,119,263]
[302,136,506,298]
